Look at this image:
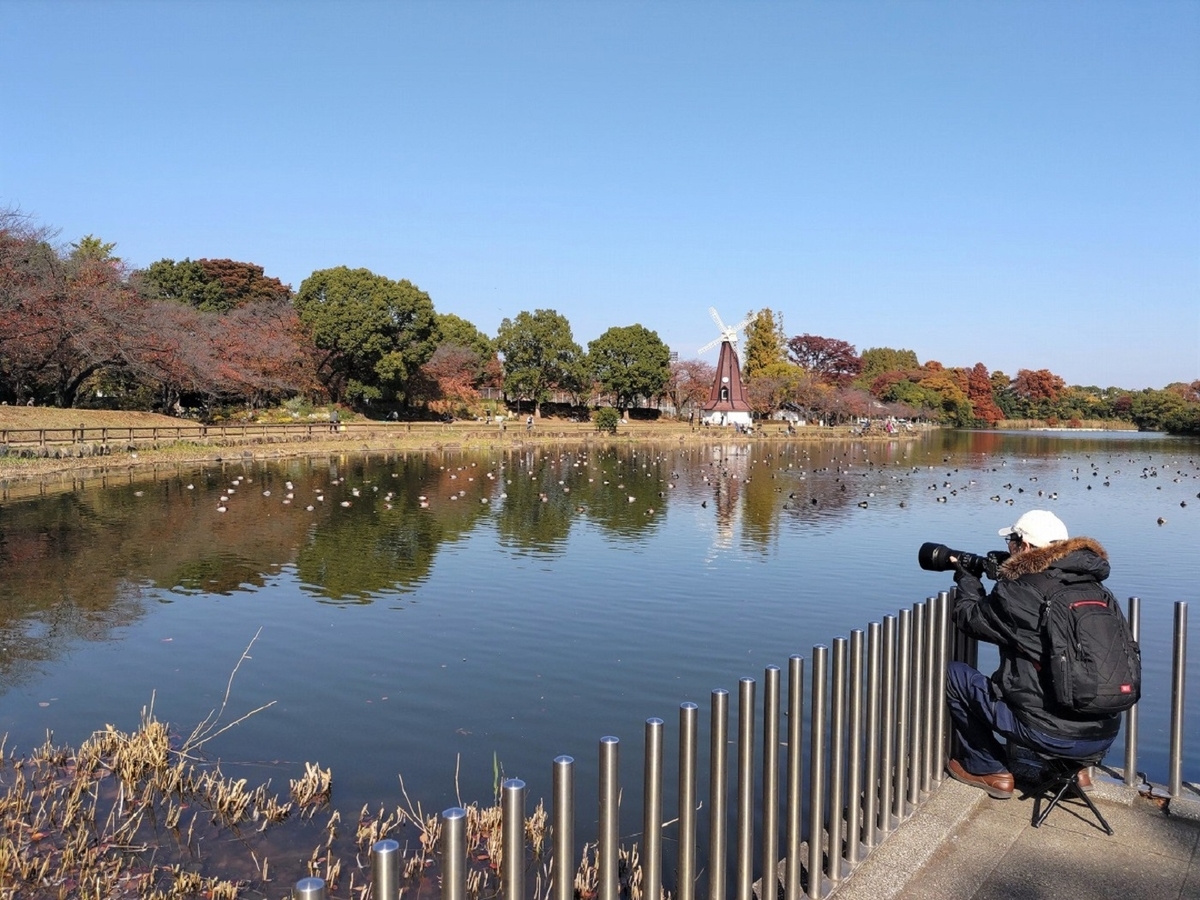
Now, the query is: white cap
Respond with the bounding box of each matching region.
[999,510,1068,548]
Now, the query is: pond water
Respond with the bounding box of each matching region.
[1,430,1197,822]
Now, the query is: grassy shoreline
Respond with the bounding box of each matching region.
[0,408,923,488]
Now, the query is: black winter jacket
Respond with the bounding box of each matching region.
[951,536,1122,742]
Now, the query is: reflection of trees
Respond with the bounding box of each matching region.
[492,447,670,553]
[493,449,577,553]
[292,452,493,601]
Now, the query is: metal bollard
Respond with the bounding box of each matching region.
[894,609,912,822]
[708,689,730,900]
[679,702,699,900]
[931,592,951,783]
[442,808,467,900]
[762,665,781,900]
[846,630,865,865]
[599,737,620,900]
[878,616,897,835]
[808,645,829,900]
[503,779,526,900]
[827,638,847,882]
[908,602,926,809]
[295,877,326,900]
[372,839,401,900]
[553,757,575,900]
[644,719,664,900]
[1169,601,1188,798]
[920,598,937,794]
[736,678,757,900]
[1124,599,1141,788]
[862,622,882,850]
[784,655,805,900]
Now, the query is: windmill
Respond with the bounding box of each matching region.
[697,307,753,426]
[698,307,752,355]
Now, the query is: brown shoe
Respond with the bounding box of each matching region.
[947,758,1014,799]
[1076,767,1094,792]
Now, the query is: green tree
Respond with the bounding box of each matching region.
[742,308,785,378]
[495,309,582,416]
[137,258,289,312]
[295,266,437,405]
[68,235,117,263]
[137,259,223,310]
[857,347,920,386]
[587,324,671,412]
[437,313,495,364]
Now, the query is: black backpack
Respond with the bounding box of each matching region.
[1033,576,1142,716]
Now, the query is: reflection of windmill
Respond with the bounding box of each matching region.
[698,307,753,426]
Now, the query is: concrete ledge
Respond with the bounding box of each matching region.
[827,781,984,900]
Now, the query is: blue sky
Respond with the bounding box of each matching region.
[3,1,1197,390]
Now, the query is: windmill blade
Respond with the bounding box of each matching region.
[710,306,727,333]
[698,336,723,354]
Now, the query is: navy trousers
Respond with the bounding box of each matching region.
[945,661,1115,775]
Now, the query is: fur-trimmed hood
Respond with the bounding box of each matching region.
[998,536,1109,580]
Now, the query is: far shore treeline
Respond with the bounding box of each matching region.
[2,211,1197,435]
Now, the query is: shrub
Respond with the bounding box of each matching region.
[593,407,620,434]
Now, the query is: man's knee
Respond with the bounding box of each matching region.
[946,660,981,700]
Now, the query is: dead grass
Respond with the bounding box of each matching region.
[0,407,183,430]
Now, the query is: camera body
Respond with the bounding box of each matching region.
[918,542,1010,579]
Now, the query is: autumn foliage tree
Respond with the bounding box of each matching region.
[664,359,715,420]
[786,334,862,386]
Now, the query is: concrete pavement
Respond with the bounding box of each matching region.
[831,769,1200,900]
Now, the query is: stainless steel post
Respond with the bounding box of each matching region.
[878,616,897,835]
[1169,601,1188,798]
[922,599,939,793]
[784,656,804,900]
[600,737,620,900]
[372,839,401,900]
[295,877,326,900]
[679,703,699,900]
[808,645,829,900]
[708,689,730,900]
[644,719,664,900]
[736,677,757,900]
[827,638,847,883]
[846,630,865,866]
[1124,599,1141,788]
[894,609,912,822]
[553,756,575,900]
[908,602,925,808]
[931,592,951,783]
[503,779,526,900]
[762,665,781,900]
[862,623,882,850]
[442,808,467,900]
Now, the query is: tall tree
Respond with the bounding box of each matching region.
[295,266,438,405]
[966,362,1004,426]
[587,324,671,412]
[495,309,582,416]
[786,333,862,385]
[742,308,786,378]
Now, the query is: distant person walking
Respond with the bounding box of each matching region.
[329,408,339,433]
[526,415,533,433]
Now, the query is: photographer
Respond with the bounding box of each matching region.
[944,510,1121,798]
